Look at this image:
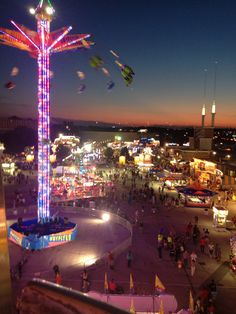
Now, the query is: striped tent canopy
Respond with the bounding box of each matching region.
[176,186,217,197]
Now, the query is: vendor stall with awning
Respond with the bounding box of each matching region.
[176,186,217,208]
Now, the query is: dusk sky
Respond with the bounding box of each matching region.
[0,0,236,127]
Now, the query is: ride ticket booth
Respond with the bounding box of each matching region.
[213,206,228,228]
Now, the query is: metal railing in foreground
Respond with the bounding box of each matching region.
[19,278,129,314]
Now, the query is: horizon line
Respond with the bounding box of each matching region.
[0,115,235,129]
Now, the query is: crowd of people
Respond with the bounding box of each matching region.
[195,279,217,314]
[7,165,234,314]
[93,167,223,313]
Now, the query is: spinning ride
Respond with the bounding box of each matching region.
[1,0,92,248]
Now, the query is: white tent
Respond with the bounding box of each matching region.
[87,291,178,313]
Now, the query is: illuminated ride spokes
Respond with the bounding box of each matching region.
[0,0,92,222]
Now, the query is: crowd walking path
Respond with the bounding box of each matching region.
[6,169,236,313]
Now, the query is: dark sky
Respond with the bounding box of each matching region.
[0,0,236,126]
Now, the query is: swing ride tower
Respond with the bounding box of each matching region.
[0,0,92,222]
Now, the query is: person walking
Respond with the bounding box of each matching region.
[208,242,214,258]
[192,225,200,246]
[127,250,133,268]
[215,245,221,262]
[214,243,221,262]
[208,279,217,300]
[204,228,210,239]
[194,297,204,314]
[183,250,189,268]
[190,258,196,277]
[80,269,90,292]
[55,270,62,285]
[167,234,173,249]
[134,210,139,225]
[109,278,117,294]
[53,264,61,284]
[108,251,114,270]
[157,232,163,245]
[190,251,197,262]
[186,222,193,239]
[200,236,206,254]
[175,245,181,263]
[207,302,216,314]
[190,251,197,276]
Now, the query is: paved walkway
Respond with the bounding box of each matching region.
[6,173,236,313]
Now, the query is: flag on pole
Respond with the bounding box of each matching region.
[159,300,164,314]
[130,273,134,292]
[104,272,108,292]
[155,274,165,291]
[189,290,194,312]
[130,298,136,314]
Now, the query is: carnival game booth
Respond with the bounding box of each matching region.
[176,186,217,208]
[162,171,189,190]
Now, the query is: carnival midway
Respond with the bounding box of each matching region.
[0,1,236,314]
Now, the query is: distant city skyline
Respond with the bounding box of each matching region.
[1,0,236,127]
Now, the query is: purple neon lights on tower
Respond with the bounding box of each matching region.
[37,15,51,221]
[0,0,92,222]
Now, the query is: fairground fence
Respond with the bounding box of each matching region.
[8,203,133,273]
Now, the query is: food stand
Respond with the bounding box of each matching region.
[213,206,228,228]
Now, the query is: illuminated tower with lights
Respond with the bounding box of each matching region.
[201,105,205,128]
[0,0,92,222]
[211,101,216,128]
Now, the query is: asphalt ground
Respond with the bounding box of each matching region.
[5,171,236,313]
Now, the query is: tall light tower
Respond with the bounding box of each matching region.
[201,69,207,128]
[211,61,218,128]
[211,101,216,127]
[0,0,92,222]
[201,105,205,128]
